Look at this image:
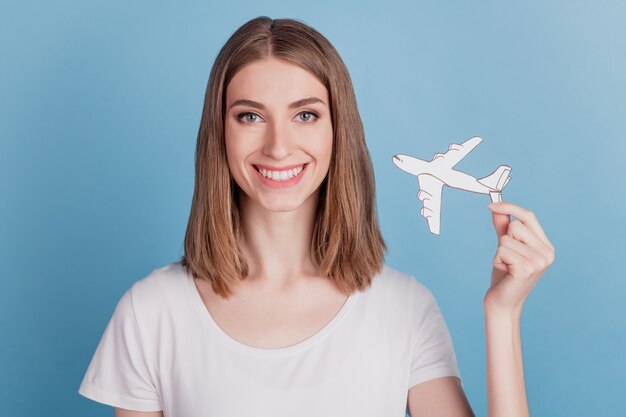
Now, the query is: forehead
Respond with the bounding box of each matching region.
[226,58,328,106]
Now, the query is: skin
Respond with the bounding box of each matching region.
[481,202,555,417]
[222,57,334,290]
[408,203,555,417]
[115,58,555,417]
[116,56,335,416]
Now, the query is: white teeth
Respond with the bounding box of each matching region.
[258,165,305,181]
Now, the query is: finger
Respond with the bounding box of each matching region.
[491,211,510,239]
[493,244,533,280]
[488,202,551,248]
[506,219,553,256]
[488,202,554,250]
[500,234,535,259]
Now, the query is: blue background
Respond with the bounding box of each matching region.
[1,1,625,416]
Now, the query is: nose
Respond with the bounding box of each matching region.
[262,121,294,160]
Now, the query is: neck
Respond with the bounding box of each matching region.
[238,190,321,290]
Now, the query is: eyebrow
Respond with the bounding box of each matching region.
[229,97,326,110]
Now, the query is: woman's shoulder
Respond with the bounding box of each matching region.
[368,263,436,307]
[375,263,431,294]
[131,261,189,292]
[125,261,191,314]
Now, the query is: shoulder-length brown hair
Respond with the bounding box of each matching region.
[179,16,386,299]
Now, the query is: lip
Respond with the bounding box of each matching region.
[252,163,309,188]
[253,162,307,171]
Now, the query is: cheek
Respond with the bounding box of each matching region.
[300,120,333,154]
[224,140,246,182]
[224,118,262,156]
[223,141,249,192]
[314,125,333,166]
[224,123,250,169]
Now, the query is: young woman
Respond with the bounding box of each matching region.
[79,16,555,417]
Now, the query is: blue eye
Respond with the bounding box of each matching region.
[298,111,319,122]
[237,112,261,124]
[236,111,319,125]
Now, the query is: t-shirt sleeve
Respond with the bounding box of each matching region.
[408,278,462,389]
[78,285,162,412]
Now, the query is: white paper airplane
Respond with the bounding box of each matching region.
[392,136,512,235]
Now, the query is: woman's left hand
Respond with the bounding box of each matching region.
[485,201,555,315]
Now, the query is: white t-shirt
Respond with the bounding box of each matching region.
[78,262,461,416]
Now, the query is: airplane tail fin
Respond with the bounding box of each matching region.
[477,165,512,191]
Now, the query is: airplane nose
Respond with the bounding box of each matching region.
[393,155,403,163]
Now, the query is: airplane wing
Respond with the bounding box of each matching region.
[431,136,482,169]
[416,173,444,235]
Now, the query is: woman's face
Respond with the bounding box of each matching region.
[224,57,333,212]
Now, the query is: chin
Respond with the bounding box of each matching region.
[238,183,322,213]
[258,197,307,213]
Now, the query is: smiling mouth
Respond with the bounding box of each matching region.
[253,163,309,181]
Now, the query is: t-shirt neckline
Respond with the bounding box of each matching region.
[184,267,361,358]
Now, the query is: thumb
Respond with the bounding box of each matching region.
[491,211,510,239]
